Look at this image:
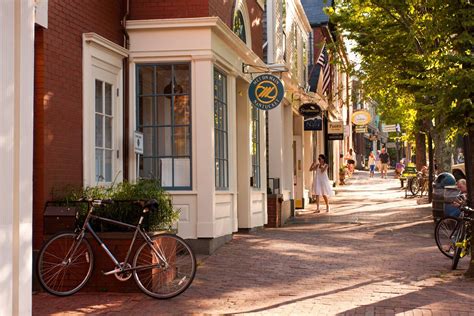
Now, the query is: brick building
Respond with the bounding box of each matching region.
[33,0,268,256]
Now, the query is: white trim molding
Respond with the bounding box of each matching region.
[82,33,127,187]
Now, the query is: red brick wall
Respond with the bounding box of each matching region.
[129,0,209,20]
[209,0,264,59]
[247,0,264,59]
[312,27,325,63]
[33,0,125,249]
[209,0,234,27]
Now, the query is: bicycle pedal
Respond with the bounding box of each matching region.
[102,268,122,275]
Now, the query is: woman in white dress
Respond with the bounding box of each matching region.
[310,154,334,212]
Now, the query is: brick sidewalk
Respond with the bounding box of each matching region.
[33,170,474,315]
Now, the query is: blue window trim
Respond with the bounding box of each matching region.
[214,68,229,190]
[136,63,192,191]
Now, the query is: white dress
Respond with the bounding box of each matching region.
[312,165,334,196]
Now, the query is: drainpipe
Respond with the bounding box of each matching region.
[122,0,130,180]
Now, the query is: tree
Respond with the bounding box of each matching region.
[328,0,474,275]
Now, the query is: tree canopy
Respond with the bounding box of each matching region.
[328,0,473,137]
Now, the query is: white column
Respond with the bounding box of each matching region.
[236,79,251,228]
[0,0,34,315]
[193,57,216,237]
[227,74,238,232]
[268,105,284,184]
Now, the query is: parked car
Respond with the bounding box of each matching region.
[452,163,466,181]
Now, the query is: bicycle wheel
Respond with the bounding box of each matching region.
[451,226,465,270]
[133,233,196,299]
[409,177,420,195]
[37,232,94,296]
[435,216,460,258]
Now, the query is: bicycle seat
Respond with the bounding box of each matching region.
[143,199,159,211]
[460,205,473,213]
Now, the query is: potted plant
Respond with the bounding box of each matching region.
[61,179,180,232]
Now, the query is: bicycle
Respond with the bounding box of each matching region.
[37,199,196,299]
[408,172,429,197]
[451,205,473,270]
[434,196,468,258]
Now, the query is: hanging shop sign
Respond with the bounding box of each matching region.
[327,121,344,141]
[298,103,322,117]
[304,116,323,131]
[299,103,323,131]
[248,74,284,110]
[355,125,368,133]
[351,110,372,126]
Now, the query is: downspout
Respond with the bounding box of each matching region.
[122,0,130,180]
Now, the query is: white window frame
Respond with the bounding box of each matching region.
[82,33,128,186]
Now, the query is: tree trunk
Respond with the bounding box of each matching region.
[415,132,426,171]
[432,127,453,173]
[464,130,474,277]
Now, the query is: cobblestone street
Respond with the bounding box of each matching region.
[33,171,474,315]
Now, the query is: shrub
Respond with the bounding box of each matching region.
[61,179,179,232]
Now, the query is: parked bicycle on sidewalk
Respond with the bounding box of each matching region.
[37,198,196,299]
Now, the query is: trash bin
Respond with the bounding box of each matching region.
[432,172,456,220]
[443,185,461,217]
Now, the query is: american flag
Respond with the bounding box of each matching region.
[316,45,331,95]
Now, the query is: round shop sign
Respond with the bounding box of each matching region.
[351,110,372,126]
[248,74,284,110]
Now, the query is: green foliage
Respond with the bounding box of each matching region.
[63,179,179,232]
[329,0,474,137]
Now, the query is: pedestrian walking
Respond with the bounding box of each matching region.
[375,149,381,172]
[310,154,334,212]
[379,148,390,178]
[368,152,376,178]
[344,148,356,177]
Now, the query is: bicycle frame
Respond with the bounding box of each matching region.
[70,202,168,275]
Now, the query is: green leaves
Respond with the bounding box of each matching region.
[330,0,474,136]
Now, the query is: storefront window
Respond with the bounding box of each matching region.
[136,63,191,189]
[214,69,228,190]
[251,106,260,188]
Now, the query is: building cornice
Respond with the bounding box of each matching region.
[126,17,265,67]
[83,33,128,57]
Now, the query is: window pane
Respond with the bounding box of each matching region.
[95,80,103,113]
[95,114,103,147]
[174,95,190,125]
[105,150,112,182]
[215,159,220,187]
[157,65,172,95]
[105,116,112,149]
[223,160,228,187]
[138,66,154,95]
[174,158,191,187]
[174,126,190,156]
[174,64,190,94]
[157,96,172,126]
[105,83,112,115]
[159,158,173,187]
[142,127,158,157]
[138,96,153,126]
[157,127,173,156]
[95,149,103,182]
